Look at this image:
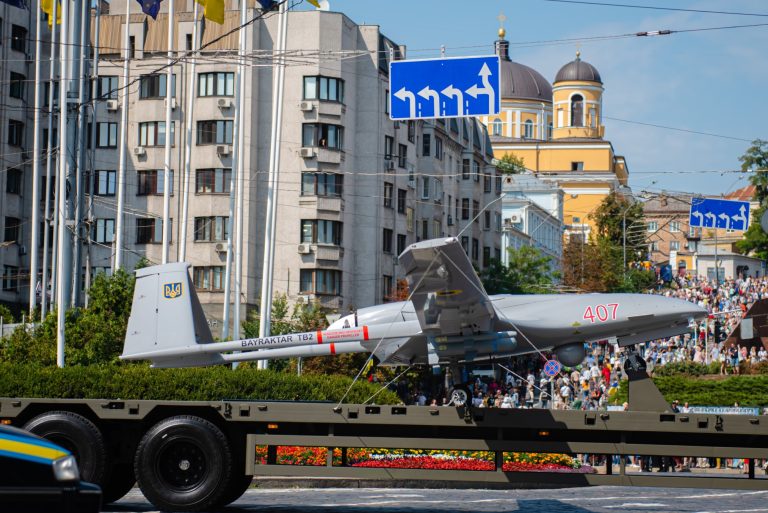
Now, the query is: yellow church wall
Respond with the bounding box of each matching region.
[552,83,602,103]
[494,146,614,173]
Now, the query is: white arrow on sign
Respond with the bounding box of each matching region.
[441,84,465,116]
[704,212,716,227]
[732,205,747,230]
[465,63,495,114]
[691,210,703,226]
[418,86,441,117]
[394,87,416,119]
[718,212,731,230]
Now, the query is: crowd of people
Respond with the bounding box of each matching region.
[399,272,768,410]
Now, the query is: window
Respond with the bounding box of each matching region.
[301,172,343,197]
[196,120,232,145]
[461,236,469,254]
[7,119,23,146]
[422,134,431,156]
[435,136,443,160]
[4,217,20,242]
[420,176,430,200]
[136,217,169,244]
[384,182,393,208]
[9,72,24,99]
[194,266,224,291]
[44,80,60,106]
[492,118,502,136]
[94,170,116,196]
[484,211,491,230]
[194,216,229,241]
[649,241,658,252]
[472,238,479,261]
[10,25,26,53]
[495,174,502,194]
[186,33,192,51]
[2,266,18,292]
[571,94,584,127]
[398,144,407,168]
[406,207,413,232]
[421,219,428,240]
[6,168,21,194]
[384,136,393,160]
[196,168,231,194]
[461,198,469,220]
[670,241,680,251]
[93,218,115,243]
[473,160,480,182]
[300,220,342,245]
[384,89,389,115]
[383,228,393,253]
[462,159,470,179]
[571,161,584,171]
[139,73,176,98]
[647,221,658,232]
[523,119,534,138]
[670,221,681,232]
[96,76,118,99]
[137,170,174,195]
[397,189,406,214]
[407,121,415,142]
[473,200,479,222]
[483,246,491,268]
[129,36,135,58]
[299,269,341,295]
[483,172,492,193]
[197,72,235,97]
[433,219,441,238]
[396,233,406,255]
[382,275,393,302]
[302,123,343,150]
[97,122,118,148]
[140,121,175,147]
[688,240,698,252]
[302,75,344,103]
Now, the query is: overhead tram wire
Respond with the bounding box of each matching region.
[537,0,768,17]
[603,116,754,143]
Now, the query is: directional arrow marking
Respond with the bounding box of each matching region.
[465,63,495,114]
[718,212,731,230]
[418,86,441,117]
[441,84,465,116]
[691,211,704,226]
[731,205,748,230]
[394,87,416,119]
[704,212,716,227]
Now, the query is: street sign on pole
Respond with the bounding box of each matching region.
[543,359,561,377]
[689,197,750,231]
[389,55,500,120]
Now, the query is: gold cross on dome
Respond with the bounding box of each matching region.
[497,11,507,38]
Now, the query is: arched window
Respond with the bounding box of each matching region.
[571,94,584,127]
[523,119,534,139]
[492,118,502,136]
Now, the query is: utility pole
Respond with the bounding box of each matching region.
[85,0,102,307]
[29,0,44,316]
[161,0,175,264]
[114,0,132,271]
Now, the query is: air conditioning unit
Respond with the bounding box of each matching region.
[166,97,177,110]
[217,98,232,109]
[216,145,231,156]
[508,214,521,223]
[106,99,119,111]
[299,147,316,158]
[133,146,146,156]
[385,160,395,171]
[299,101,314,111]
[297,243,311,254]
[214,242,226,252]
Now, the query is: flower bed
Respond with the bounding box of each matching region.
[254,446,595,473]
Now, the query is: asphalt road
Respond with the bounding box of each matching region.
[105,486,768,513]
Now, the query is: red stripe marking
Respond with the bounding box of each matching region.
[330,343,336,355]
[363,326,369,340]
[316,331,323,344]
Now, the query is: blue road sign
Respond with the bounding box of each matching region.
[389,55,500,120]
[689,197,750,231]
[543,360,561,377]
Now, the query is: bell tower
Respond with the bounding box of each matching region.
[552,52,604,140]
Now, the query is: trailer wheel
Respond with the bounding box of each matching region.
[24,411,106,484]
[213,474,252,507]
[135,416,231,512]
[101,463,136,504]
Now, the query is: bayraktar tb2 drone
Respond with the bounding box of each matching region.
[121,237,706,405]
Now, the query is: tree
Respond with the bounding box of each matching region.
[590,191,646,259]
[0,304,14,324]
[494,153,526,174]
[480,245,559,294]
[561,238,654,293]
[735,139,768,259]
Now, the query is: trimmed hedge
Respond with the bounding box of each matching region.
[614,375,768,407]
[0,363,400,404]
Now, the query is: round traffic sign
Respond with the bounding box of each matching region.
[543,359,561,377]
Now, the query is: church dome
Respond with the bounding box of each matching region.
[494,39,552,102]
[554,53,602,84]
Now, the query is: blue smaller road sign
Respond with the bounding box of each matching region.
[543,360,562,377]
[689,198,750,231]
[389,55,500,120]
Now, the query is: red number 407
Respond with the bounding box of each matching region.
[583,303,619,323]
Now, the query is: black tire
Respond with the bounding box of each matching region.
[134,415,232,512]
[101,462,136,504]
[213,474,252,507]
[23,411,106,484]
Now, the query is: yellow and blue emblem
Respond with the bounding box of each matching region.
[0,430,69,465]
[163,282,183,299]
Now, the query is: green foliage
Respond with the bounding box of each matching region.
[494,153,526,174]
[652,361,721,377]
[0,304,14,324]
[590,192,646,258]
[612,374,768,407]
[0,363,400,404]
[562,235,655,293]
[735,139,768,259]
[480,246,560,294]
[0,270,135,366]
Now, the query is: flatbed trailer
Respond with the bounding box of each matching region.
[2,393,768,512]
